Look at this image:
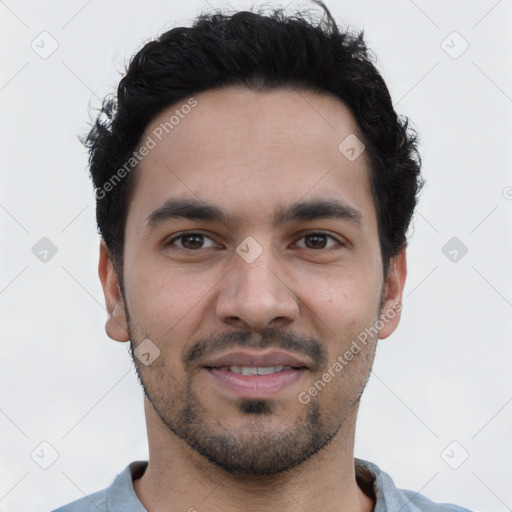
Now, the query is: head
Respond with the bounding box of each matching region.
[91,2,422,476]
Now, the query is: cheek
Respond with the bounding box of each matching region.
[125,263,218,367]
[304,268,381,325]
[300,270,382,373]
[128,262,206,320]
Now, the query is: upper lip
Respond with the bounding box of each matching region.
[202,349,311,369]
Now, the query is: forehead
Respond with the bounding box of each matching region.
[128,86,375,231]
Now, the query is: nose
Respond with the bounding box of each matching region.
[215,247,299,332]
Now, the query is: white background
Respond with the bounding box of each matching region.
[1,1,511,511]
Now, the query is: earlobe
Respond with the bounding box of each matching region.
[98,241,130,342]
[379,248,407,340]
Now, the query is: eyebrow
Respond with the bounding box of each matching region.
[144,197,362,231]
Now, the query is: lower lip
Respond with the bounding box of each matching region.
[205,368,306,398]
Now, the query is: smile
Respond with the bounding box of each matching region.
[205,366,307,398]
[216,365,293,375]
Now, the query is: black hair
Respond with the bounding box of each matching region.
[83,1,422,277]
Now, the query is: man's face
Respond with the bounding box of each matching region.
[100,86,406,475]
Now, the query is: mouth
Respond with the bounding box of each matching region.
[201,350,310,398]
[213,364,298,375]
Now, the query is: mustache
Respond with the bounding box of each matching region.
[182,327,328,371]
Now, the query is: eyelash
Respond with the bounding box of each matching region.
[165,231,344,251]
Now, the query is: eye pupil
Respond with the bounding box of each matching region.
[182,234,204,249]
[305,234,327,249]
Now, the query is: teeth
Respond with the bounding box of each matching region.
[223,365,292,375]
[255,366,275,375]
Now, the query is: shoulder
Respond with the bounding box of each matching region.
[355,458,475,512]
[49,461,148,512]
[50,488,108,512]
[400,489,475,512]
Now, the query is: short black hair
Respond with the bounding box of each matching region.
[84,1,422,277]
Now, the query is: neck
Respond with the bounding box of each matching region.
[133,399,374,512]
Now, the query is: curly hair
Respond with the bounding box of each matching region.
[83,0,422,277]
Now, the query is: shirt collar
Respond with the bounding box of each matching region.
[108,458,421,512]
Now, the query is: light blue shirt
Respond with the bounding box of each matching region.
[52,458,474,512]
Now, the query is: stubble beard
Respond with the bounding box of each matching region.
[122,283,380,476]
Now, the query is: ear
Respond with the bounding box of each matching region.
[98,240,130,342]
[378,248,407,340]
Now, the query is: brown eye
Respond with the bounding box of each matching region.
[167,233,217,250]
[295,232,341,250]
